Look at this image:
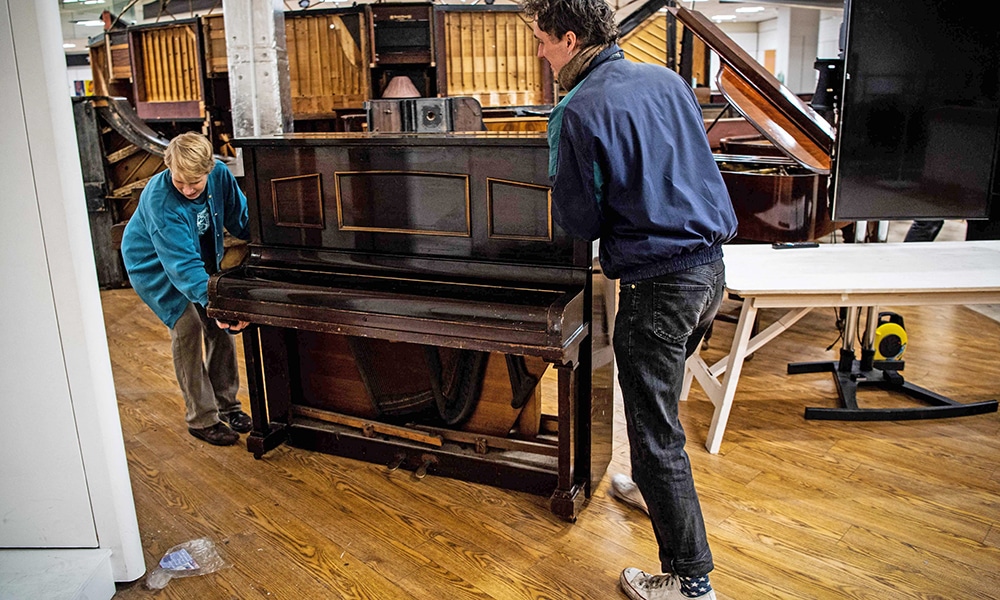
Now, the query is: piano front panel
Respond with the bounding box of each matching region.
[272,173,324,229]
[243,137,585,270]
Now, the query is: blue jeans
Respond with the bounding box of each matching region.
[614,259,725,577]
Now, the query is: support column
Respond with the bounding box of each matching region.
[223,0,293,139]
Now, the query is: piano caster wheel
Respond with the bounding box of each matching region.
[386,453,406,472]
[413,454,437,480]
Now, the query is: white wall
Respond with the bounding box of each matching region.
[755,17,778,76]
[0,0,144,583]
[781,8,820,95]
[712,21,759,90]
[714,9,843,94]
[817,9,845,59]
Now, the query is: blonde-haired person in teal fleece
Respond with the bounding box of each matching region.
[122,132,252,446]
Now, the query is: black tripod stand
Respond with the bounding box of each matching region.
[788,305,998,420]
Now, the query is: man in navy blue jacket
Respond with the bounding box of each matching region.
[523,0,737,598]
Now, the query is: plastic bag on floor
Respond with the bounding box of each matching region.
[145,538,228,590]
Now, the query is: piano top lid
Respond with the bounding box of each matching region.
[669,5,834,174]
[232,131,549,148]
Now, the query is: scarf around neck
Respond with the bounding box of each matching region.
[558,43,610,91]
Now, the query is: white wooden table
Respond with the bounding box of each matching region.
[682,240,1000,454]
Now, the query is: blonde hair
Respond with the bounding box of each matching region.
[164,132,214,180]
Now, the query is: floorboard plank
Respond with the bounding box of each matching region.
[102,235,1000,600]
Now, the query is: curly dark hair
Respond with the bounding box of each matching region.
[521,0,619,47]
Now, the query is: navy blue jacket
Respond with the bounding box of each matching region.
[547,45,738,282]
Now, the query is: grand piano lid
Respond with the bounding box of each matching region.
[669,6,834,174]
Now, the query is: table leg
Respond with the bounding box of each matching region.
[703,299,758,454]
[685,303,814,453]
[680,355,696,401]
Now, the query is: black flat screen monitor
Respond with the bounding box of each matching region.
[831,0,1000,221]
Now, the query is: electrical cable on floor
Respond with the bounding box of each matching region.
[826,307,844,351]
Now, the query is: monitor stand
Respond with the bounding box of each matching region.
[788,306,998,420]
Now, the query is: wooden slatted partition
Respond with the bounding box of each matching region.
[140,25,200,103]
[620,14,710,87]
[621,13,668,65]
[287,11,369,117]
[129,21,205,120]
[441,10,545,108]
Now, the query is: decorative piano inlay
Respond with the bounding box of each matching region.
[335,170,471,236]
[487,178,552,241]
[271,173,324,229]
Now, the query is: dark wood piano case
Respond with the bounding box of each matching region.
[208,132,613,520]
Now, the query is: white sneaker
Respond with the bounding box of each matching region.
[619,568,717,600]
[611,473,649,514]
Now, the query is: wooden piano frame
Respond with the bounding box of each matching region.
[209,132,613,521]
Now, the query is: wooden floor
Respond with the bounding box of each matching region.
[104,257,1000,599]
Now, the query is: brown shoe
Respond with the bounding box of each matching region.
[219,409,252,434]
[188,422,239,446]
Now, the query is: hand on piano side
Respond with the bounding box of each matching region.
[215,318,250,333]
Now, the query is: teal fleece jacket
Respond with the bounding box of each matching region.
[121,160,249,328]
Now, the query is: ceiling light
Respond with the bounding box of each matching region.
[63,43,77,48]
[712,14,737,21]
[75,20,105,26]
[735,6,766,12]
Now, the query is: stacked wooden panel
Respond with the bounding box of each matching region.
[620,13,710,88]
[287,11,370,117]
[88,30,132,99]
[129,21,204,120]
[201,14,228,78]
[440,10,545,108]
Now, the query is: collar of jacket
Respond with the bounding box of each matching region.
[571,44,624,88]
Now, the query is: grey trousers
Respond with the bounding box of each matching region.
[168,302,241,429]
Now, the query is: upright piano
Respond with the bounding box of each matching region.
[207,132,614,521]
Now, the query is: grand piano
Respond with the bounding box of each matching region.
[207,132,613,521]
[671,6,844,243]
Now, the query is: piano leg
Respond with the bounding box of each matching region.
[549,362,586,522]
[242,325,287,459]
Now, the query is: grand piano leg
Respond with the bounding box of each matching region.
[549,361,586,521]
